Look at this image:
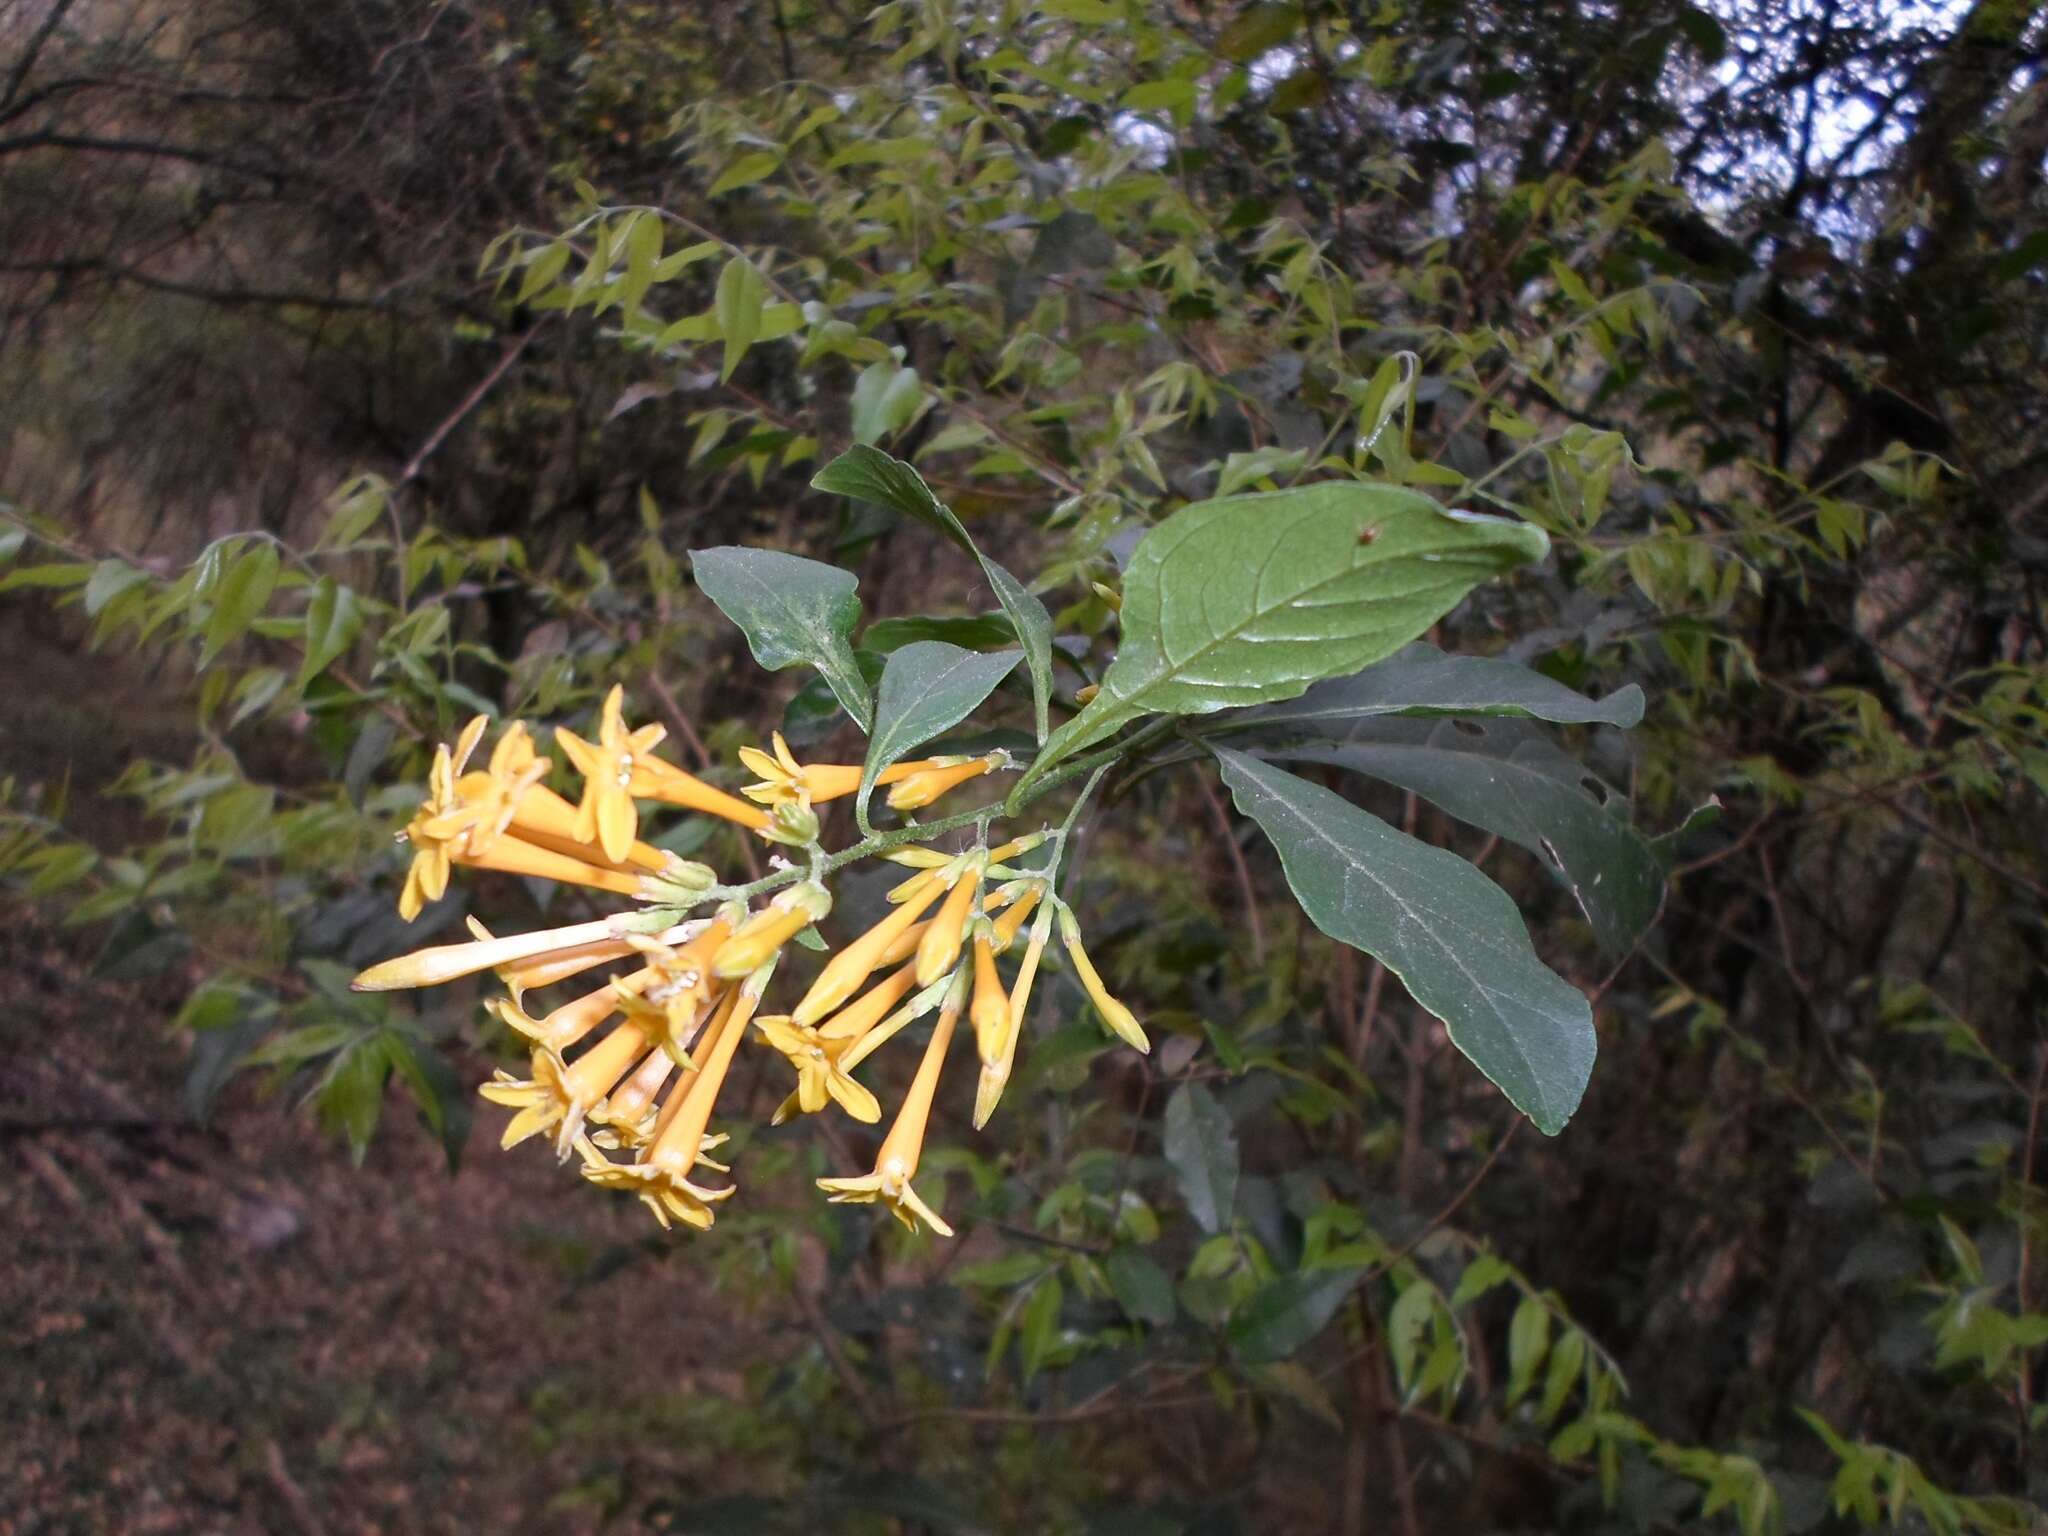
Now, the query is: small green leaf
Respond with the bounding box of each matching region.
[813,447,1055,742]
[1016,483,1549,795]
[692,546,873,732]
[850,359,925,445]
[714,254,767,382]
[1215,749,1596,1135]
[710,150,782,197]
[1231,1267,1364,1364]
[859,642,1020,814]
[298,577,363,688]
[1121,77,1196,114]
[1163,1081,1238,1233]
[1018,1273,1065,1382]
[200,543,280,669]
[84,560,149,617]
[1506,1293,1551,1405]
[316,1034,390,1166]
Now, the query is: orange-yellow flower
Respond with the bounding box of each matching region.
[791,872,947,1025]
[755,1014,882,1123]
[885,752,1005,812]
[396,717,490,920]
[555,684,668,863]
[975,900,1054,1129]
[739,731,946,808]
[711,883,831,979]
[581,973,768,1230]
[915,851,984,984]
[817,971,966,1237]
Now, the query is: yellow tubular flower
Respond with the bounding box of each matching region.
[791,875,948,1025]
[879,845,953,870]
[449,832,647,898]
[589,1047,676,1150]
[915,852,985,985]
[353,915,625,992]
[396,731,476,921]
[711,883,831,979]
[817,971,966,1237]
[614,920,734,1056]
[583,968,769,1230]
[975,900,1055,1129]
[885,753,1004,812]
[480,1005,656,1162]
[489,965,650,1053]
[969,929,1008,1063]
[628,755,771,831]
[460,772,674,874]
[555,684,668,864]
[991,885,1043,953]
[837,970,953,1074]
[1057,905,1150,1053]
[740,731,944,808]
[755,1015,882,1123]
[876,919,929,967]
[815,958,921,1042]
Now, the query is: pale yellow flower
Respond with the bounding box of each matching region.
[353,913,625,992]
[975,900,1054,1129]
[817,971,966,1237]
[915,850,985,985]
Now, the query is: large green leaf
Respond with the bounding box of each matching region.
[812,446,1055,742]
[1213,641,1645,733]
[1231,1267,1365,1365]
[1215,748,1594,1135]
[199,541,280,669]
[691,546,873,732]
[1162,1080,1238,1232]
[859,641,1021,814]
[1249,718,1663,954]
[298,577,363,688]
[1013,483,1549,796]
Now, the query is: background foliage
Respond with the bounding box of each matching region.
[4,0,2046,1531]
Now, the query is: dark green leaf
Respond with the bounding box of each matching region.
[343,715,397,811]
[1163,1081,1238,1233]
[863,614,1020,653]
[384,1029,472,1172]
[813,447,1055,741]
[1254,717,1663,954]
[1218,642,1644,732]
[859,642,1021,813]
[782,649,887,745]
[1215,749,1595,1134]
[1014,483,1549,796]
[316,1034,390,1165]
[692,545,873,732]
[1231,1267,1365,1364]
[1106,1246,1178,1326]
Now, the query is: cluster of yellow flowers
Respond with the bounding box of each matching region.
[351,686,1146,1237]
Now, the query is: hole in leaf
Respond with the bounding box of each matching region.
[1581,776,1610,804]
[1452,719,1486,738]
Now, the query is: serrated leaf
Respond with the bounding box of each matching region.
[1163,1081,1238,1233]
[298,577,363,688]
[714,254,766,382]
[1015,484,1549,796]
[1215,749,1596,1134]
[813,447,1054,741]
[859,642,1020,814]
[1252,716,1663,954]
[1218,642,1645,732]
[692,546,872,731]
[200,543,280,669]
[1230,1266,1364,1364]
